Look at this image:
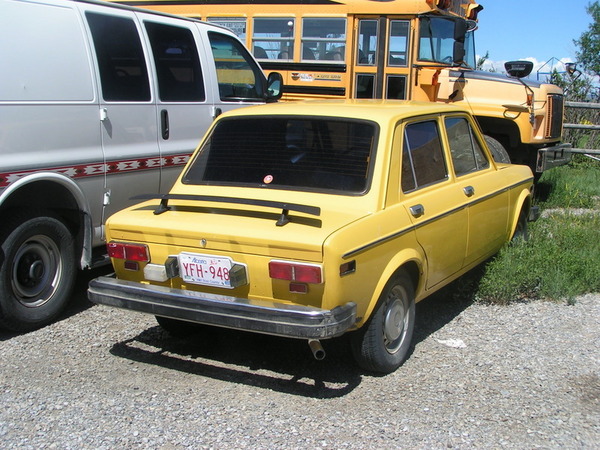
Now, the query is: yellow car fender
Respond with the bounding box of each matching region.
[357,247,426,328]
[509,188,533,239]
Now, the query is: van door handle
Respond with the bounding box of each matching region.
[409,204,425,217]
[160,109,169,140]
[463,186,475,197]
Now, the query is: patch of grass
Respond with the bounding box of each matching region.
[536,156,600,209]
[476,213,600,304]
[473,159,600,304]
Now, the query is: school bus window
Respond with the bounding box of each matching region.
[388,20,409,67]
[386,76,406,100]
[356,74,374,99]
[418,16,455,63]
[357,20,378,66]
[253,18,295,60]
[301,18,346,62]
[207,17,247,40]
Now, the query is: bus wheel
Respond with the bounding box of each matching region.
[484,135,511,163]
[351,270,415,374]
[0,212,76,331]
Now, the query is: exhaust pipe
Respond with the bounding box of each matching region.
[308,339,326,360]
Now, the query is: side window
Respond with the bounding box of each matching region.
[145,21,205,102]
[401,120,448,193]
[86,12,150,102]
[388,20,409,66]
[207,17,247,40]
[208,32,265,101]
[301,18,346,62]
[357,20,378,65]
[252,18,295,60]
[386,75,406,99]
[445,117,490,176]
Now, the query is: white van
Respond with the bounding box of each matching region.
[0,0,282,331]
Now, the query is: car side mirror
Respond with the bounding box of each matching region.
[505,61,533,78]
[266,72,283,102]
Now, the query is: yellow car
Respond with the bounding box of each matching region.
[89,100,535,373]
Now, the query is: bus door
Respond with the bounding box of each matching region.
[354,17,411,100]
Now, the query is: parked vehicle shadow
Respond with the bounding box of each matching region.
[108,266,486,397]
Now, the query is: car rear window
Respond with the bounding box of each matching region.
[183,116,377,194]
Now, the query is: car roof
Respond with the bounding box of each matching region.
[220,100,469,123]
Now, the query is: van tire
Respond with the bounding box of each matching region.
[484,135,511,164]
[351,270,415,374]
[0,212,76,331]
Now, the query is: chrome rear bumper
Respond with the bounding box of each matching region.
[88,276,357,339]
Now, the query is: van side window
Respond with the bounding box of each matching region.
[208,32,265,101]
[445,117,490,176]
[145,21,205,102]
[401,120,448,193]
[86,12,151,102]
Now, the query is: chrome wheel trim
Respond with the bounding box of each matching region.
[11,235,62,307]
[383,285,409,354]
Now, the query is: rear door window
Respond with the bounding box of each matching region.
[145,21,205,102]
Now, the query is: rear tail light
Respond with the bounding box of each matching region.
[107,241,150,262]
[268,261,322,284]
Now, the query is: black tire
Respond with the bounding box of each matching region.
[351,270,416,374]
[484,135,511,164]
[511,207,529,242]
[155,316,206,338]
[0,212,76,331]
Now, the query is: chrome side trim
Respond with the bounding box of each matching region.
[343,179,533,259]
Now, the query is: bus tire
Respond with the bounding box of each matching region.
[484,135,511,164]
[0,211,76,331]
[351,270,415,374]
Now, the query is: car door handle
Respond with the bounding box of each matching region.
[409,204,425,217]
[463,186,475,197]
[160,109,169,140]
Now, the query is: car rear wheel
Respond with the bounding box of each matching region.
[351,270,415,374]
[0,212,76,331]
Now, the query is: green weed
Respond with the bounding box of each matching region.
[473,160,600,304]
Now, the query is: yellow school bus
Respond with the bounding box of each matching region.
[112,0,570,172]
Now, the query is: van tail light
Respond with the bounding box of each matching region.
[268,261,322,284]
[107,241,150,262]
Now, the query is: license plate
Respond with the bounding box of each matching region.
[178,252,235,288]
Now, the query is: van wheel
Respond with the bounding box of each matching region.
[0,212,76,331]
[484,135,511,164]
[351,271,415,374]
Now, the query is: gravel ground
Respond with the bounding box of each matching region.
[1,267,599,449]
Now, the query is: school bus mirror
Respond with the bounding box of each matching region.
[453,41,465,65]
[504,61,534,79]
[266,72,283,102]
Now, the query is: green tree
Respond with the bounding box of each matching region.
[575,1,600,77]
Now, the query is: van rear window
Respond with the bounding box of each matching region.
[86,12,151,102]
[183,116,377,194]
